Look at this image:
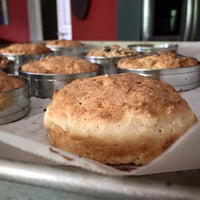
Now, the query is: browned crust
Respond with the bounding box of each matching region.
[0,71,24,92]
[0,43,52,55]
[21,56,99,74]
[117,50,199,69]
[46,39,82,47]
[48,73,189,122]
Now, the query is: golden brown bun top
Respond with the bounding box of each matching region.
[46,39,83,47]
[117,50,199,69]
[21,56,99,74]
[0,55,11,68]
[51,73,189,122]
[0,43,52,55]
[86,45,137,57]
[0,71,24,92]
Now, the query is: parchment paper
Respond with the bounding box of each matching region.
[0,85,200,176]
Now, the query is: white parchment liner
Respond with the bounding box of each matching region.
[0,87,200,176]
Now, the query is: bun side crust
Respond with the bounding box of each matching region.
[44,108,196,165]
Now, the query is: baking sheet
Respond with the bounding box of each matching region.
[0,86,200,176]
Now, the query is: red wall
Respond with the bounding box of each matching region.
[71,0,117,40]
[0,0,30,43]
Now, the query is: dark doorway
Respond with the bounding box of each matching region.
[41,0,58,40]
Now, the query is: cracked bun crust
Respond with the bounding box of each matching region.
[117,50,199,69]
[21,56,99,74]
[0,43,51,55]
[44,73,197,165]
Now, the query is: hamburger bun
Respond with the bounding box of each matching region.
[44,73,197,165]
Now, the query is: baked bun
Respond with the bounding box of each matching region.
[86,45,137,57]
[0,43,51,55]
[21,56,99,74]
[46,39,82,47]
[44,73,197,165]
[117,50,199,69]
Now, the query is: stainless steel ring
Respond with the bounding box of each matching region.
[47,44,86,57]
[117,64,200,91]
[0,75,30,125]
[19,65,103,98]
[127,43,178,53]
[82,52,124,74]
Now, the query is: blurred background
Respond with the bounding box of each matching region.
[0,0,199,43]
